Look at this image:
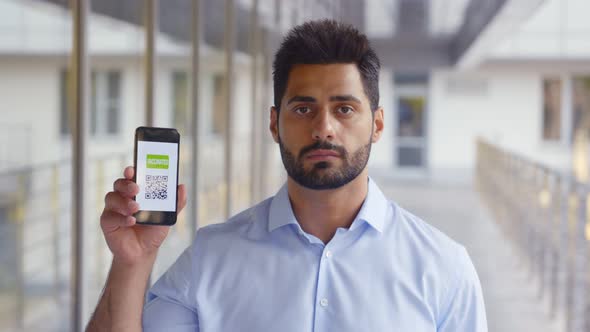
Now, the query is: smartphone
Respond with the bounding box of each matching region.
[133,126,180,225]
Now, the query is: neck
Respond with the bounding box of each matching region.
[287,170,369,244]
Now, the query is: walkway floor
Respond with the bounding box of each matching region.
[376,176,564,332]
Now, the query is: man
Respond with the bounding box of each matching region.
[87,20,487,331]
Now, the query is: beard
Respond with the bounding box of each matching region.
[279,137,372,190]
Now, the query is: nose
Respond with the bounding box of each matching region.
[311,110,335,141]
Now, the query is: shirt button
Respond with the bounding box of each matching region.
[325,250,333,258]
[320,298,329,307]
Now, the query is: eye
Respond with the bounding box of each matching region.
[293,106,311,115]
[336,106,354,115]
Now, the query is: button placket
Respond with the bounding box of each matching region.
[313,246,331,330]
[317,248,333,310]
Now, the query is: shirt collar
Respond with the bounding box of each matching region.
[268,177,389,233]
[268,183,299,232]
[353,177,388,233]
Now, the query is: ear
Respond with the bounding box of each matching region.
[371,107,384,143]
[269,106,280,143]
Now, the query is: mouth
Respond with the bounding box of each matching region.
[306,149,341,161]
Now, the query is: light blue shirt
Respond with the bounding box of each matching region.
[143,178,487,331]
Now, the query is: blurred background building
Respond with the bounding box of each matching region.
[0,0,589,331]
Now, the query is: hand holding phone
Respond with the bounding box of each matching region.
[100,166,187,265]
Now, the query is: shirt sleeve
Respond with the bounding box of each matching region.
[142,245,199,332]
[437,246,488,332]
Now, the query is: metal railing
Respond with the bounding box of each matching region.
[0,154,128,331]
[0,149,258,330]
[476,139,590,332]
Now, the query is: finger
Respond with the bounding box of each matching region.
[113,178,138,197]
[104,191,139,216]
[123,166,134,180]
[177,184,187,212]
[100,210,136,234]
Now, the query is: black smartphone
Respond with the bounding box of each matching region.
[133,126,180,225]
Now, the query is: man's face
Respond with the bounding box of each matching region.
[270,64,384,190]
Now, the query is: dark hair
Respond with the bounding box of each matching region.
[273,19,380,112]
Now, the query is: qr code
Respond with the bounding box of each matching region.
[145,175,168,200]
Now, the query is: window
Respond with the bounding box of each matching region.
[397,96,424,137]
[542,78,562,141]
[572,76,590,140]
[541,76,590,144]
[60,69,122,136]
[59,70,69,135]
[212,74,227,136]
[172,71,189,135]
[393,73,428,168]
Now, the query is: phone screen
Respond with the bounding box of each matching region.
[135,141,178,212]
[133,127,180,225]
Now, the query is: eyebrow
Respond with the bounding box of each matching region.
[287,96,317,104]
[286,94,362,105]
[329,95,362,104]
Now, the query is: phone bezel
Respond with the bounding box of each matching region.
[133,126,180,226]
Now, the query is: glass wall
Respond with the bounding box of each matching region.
[231,0,255,215]
[179,0,231,244]
[150,0,194,280]
[84,1,146,325]
[0,0,73,330]
[0,0,308,330]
